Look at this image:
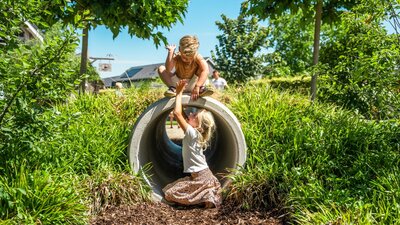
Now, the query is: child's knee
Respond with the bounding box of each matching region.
[158,65,166,75]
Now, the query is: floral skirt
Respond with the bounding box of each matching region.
[162,168,222,207]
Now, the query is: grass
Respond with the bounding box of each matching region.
[0,86,162,224]
[0,162,87,224]
[223,80,400,224]
[1,78,399,224]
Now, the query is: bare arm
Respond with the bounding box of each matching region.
[173,80,188,132]
[224,79,229,89]
[191,55,209,100]
[165,44,176,72]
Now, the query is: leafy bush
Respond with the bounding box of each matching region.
[262,52,293,77]
[250,76,311,95]
[225,82,400,224]
[318,13,400,120]
[0,24,82,172]
[0,86,161,223]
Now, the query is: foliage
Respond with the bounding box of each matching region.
[318,12,400,119]
[86,169,152,214]
[241,0,360,100]
[70,56,101,83]
[267,9,314,74]
[225,81,400,224]
[385,0,400,45]
[0,0,53,51]
[250,76,311,96]
[240,0,359,25]
[0,21,87,224]
[44,0,189,46]
[0,164,87,224]
[262,52,292,77]
[0,24,81,124]
[0,87,161,223]
[211,15,271,83]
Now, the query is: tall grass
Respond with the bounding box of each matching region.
[0,87,161,224]
[224,81,400,224]
[1,79,399,224]
[36,88,162,174]
[0,162,87,224]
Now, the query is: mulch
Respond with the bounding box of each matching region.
[91,201,284,225]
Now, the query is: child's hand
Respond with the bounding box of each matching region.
[175,80,187,95]
[191,86,200,101]
[165,44,176,53]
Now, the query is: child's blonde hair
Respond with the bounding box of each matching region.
[196,109,215,150]
[179,35,199,57]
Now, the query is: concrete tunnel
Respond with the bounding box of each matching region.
[128,95,247,200]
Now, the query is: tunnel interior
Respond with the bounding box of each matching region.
[136,105,240,198]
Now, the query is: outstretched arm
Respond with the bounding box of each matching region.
[165,44,176,73]
[173,80,188,132]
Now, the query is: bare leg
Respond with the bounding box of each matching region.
[158,65,174,87]
[169,114,173,128]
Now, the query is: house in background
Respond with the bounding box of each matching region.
[0,21,43,100]
[0,21,43,46]
[20,21,44,43]
[102,57,216,88]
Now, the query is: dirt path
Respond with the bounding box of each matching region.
[91,202,283,225]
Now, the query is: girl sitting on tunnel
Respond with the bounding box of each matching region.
[162,80,222,208]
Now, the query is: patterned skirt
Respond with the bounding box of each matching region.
[162,168,222,207]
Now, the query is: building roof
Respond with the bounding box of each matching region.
[23,21,43,42]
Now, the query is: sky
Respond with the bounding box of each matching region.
[81,0,246,78]
[81,0,397,79]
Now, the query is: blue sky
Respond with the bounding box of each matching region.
[82,0,397,79]
[83,0,246,78]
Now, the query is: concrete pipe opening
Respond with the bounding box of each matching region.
[128,96,246,200]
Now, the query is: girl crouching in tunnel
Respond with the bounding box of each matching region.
[162,80,222,208]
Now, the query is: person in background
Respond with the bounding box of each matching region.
[162,80,222,208]
[169,111,174,128]
[158,35,213,100]
[115,82,124,97]
[211,70,228,90]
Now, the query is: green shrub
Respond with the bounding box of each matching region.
[0,86,161,223]
[225,83,400,224]
[318,13,400,120]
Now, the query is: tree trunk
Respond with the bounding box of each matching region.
[79,26,89,94]
[310,0,322,101]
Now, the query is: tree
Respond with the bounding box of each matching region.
[318,3,400,119]
[241,0,359,100]
[0,23,80,125]
[386,0,400,45]
[0,1,83,126]
[211,15,271,83]
[269,9,314,74]
[42,0,189,92]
